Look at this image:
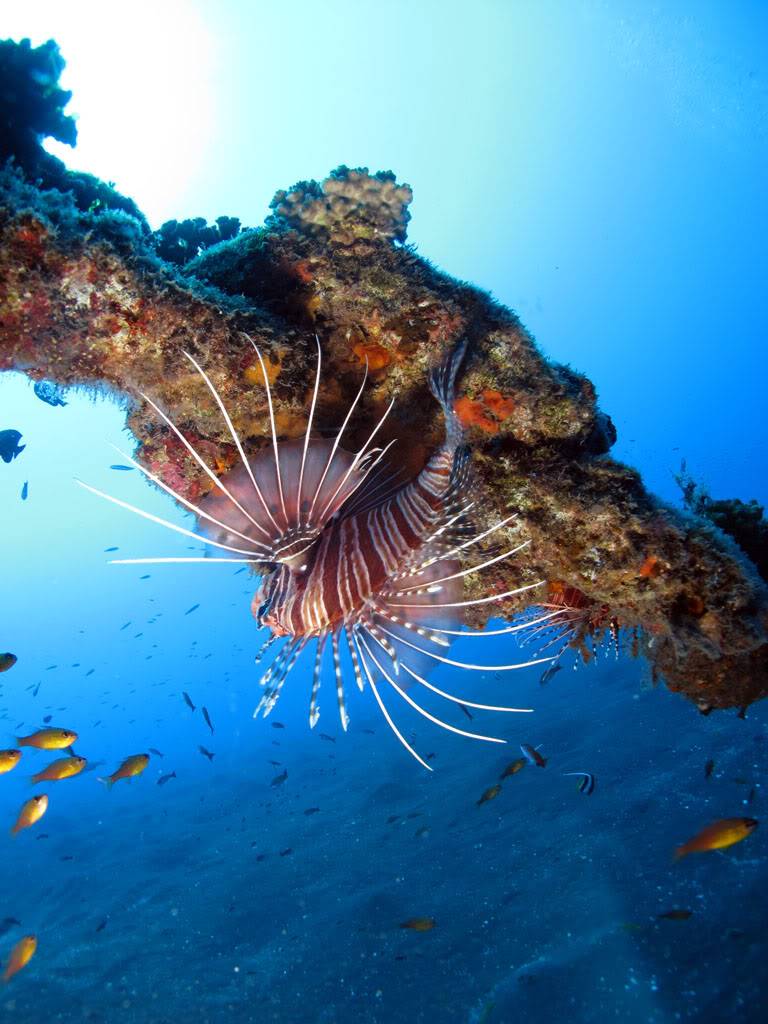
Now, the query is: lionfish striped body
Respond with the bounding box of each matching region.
[261,442,461,637]
[80,337,553,768]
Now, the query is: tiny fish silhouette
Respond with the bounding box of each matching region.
[20,481,28,501]
[148,747,164,758]
[704,759,715,779]
[657,909,693,920]
[109,464,133,471]
[271,769,288,787]
[539,662,561,686]
[185,603,200,615]
[182,692,196,712]
[198,745,215,762]
[202,707,214,734]
[157,771,177,786]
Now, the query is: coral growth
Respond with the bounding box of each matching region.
[268,166,413,247]
[1,38,767,713]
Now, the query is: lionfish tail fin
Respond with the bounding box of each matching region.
[429,337,470,448]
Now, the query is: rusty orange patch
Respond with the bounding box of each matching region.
[454,396,499,433]
[454,389,516,434]
[353,341,392,371]
[482,389,516,419]
[639,555,660,578]
[293,259,313,285]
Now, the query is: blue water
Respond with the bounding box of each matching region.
[2,3,767,1021]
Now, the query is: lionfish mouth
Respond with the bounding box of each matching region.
[78,335,556,769]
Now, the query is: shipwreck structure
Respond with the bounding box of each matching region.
[1,38,766,712]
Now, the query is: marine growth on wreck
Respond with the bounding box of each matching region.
[1,36,767,718]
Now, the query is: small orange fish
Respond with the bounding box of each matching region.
[11,794,48,836]
[399,917,435,932]
[0,749,22,775]
[477,784,502,806]
[98,753,149,790]
[2,934,37,983]
[499,758,526,780]
[675,817,758,860]
[16,728,78,750]
[31,755,87,784]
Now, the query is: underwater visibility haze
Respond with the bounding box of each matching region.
[0,3,767,1022]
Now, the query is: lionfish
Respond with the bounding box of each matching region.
[80,337,555,768]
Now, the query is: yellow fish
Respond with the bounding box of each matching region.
[31,755,87,784]
[98,753,149,789]
[675,817,758,860]
[0,749,22,775]
[399,917,435,932]
[477,784,502,806]
[499,757,526,780]
[16,728,78,750]
[11,794,48,836]
[2,934,37,983]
